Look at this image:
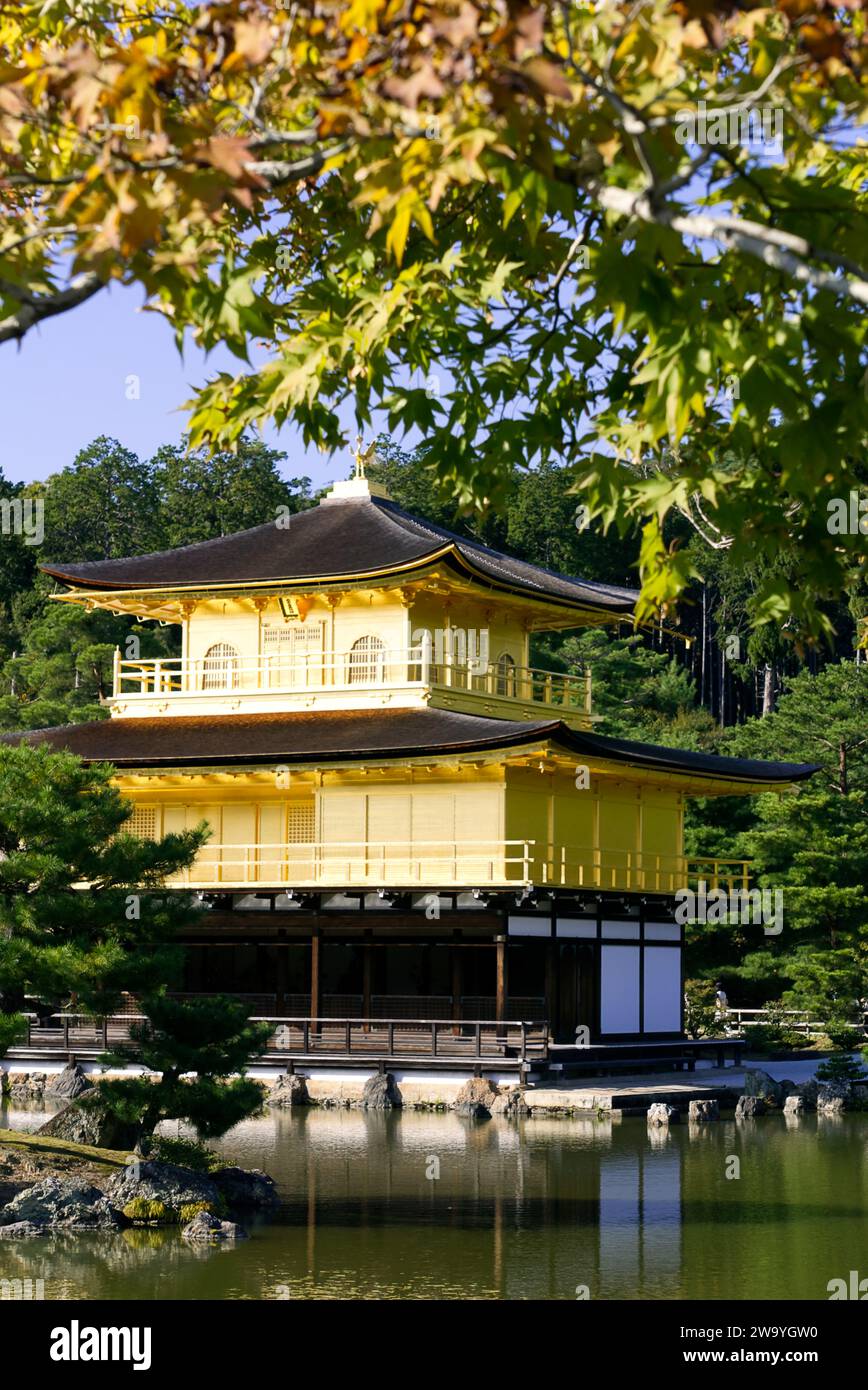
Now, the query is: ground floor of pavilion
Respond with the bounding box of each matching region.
[6,890,708,1074]
[171,887,685,1044]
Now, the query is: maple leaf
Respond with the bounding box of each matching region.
[382,66,446,109]
[229,19,275,68]
[192,136,254,181]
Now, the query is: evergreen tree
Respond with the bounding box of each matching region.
[687,664,868,1014]
[0,470,39,663]
[153,436,313,545]
[0,744,206,1031]
[560,628,719,748]
[101,996,271,1139]
[0,601,176,732]
[507,461,634,589]
[42,437,163,563]
[0,744,270,1142]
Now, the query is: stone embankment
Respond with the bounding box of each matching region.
[257,1062,863,1118]
[265,1070,531,1118]
[4,1061,864,1126]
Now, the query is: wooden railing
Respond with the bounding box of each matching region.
[429,659,591,713]
[254,1016,548,1061]
[723,1007,867,1037]
[163,838,752,894]
[112,646,591,714]
[167,838,538,888]
[169,993,548,1022]
[8,1011,548,1064]
[685,858,753,892]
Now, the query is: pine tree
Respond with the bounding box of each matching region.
[0,743,273,1143]
[0,745,206,1030]
[687,664,868,1016]
[100,996,271,1139]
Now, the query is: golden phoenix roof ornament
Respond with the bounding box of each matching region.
[351,434,377,481]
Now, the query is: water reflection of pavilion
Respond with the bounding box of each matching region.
[220,1109,683,1299]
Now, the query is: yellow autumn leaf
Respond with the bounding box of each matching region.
[385,201,412,263]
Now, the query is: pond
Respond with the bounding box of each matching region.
[1,1103,866,1300]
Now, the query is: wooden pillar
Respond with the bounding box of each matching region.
[545,938,557,1044]
[495,934,507,1025]
[256,942,266,1005]
[310,929,321,1023]
[276,936,288,1017]
[362,932,373,1033]
[451,930,463,1034]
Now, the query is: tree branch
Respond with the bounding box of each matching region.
[588,183,868,305]
[0,271,104,345]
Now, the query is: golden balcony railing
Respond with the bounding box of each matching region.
[160,839,751,895]
[111,647,591,714]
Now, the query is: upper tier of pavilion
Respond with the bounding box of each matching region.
[41,476,637,625]
[40,475,642,726]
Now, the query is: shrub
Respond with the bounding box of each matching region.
[747,1002,806,1055]
[822,1018,865,1051]
[151,1136,218,1172]
[684,979,717,1038]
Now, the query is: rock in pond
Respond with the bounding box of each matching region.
[743,1069,790,1109]
[267,1072,309,1108]
[796,1079,819,1111]
[6,1073,47,1102]
[212,1167,278,1209]
[688,1099,719,1122]
[45,1063,93,1102]
[37,1090,140,1150]
[181,1210,248,1243]
[817,1081,853,1115]
[0,1178,119,1232]
[489,1086,530,1119]
[360,1072,402,1110]
[735,1095,766,1119]
[0,1221,46,1239]
[647,1103,679,1127]
[107,1159,221,1215]
[783,1094,806,1117]
[453,1076,498,1118]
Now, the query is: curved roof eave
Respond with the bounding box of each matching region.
[1,709,820,789]
[39,493,638,616]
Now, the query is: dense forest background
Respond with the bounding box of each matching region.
[0,435,865,1022]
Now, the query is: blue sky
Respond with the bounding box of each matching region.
[0,280,378,490]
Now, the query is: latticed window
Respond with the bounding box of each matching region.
[348,634,385,684]
[496,651,516,696]
[286,803,315,842]
[202,642,239,689]
[128,806,158,839]
[262,621,325,685]
[262,622,324,655]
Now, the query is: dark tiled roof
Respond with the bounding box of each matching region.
[1,708,819,785]
[40,495,637,615]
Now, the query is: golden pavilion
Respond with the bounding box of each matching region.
[18,468,815,1066]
